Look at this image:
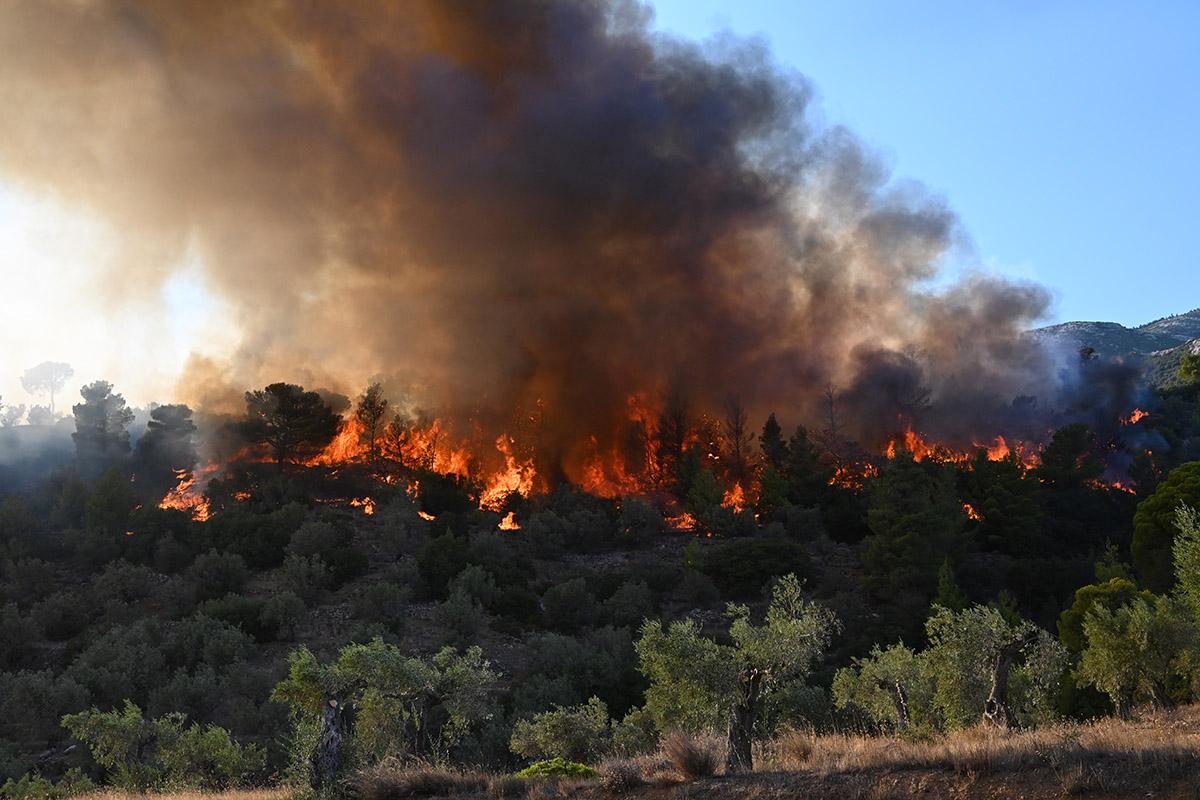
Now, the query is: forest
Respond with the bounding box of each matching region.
[0,353,1198,798]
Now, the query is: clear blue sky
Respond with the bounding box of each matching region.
[648,0,1200,327]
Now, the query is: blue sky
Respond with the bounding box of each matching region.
[648,0,1200,327]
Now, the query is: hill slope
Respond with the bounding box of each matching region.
[1033,307,1200,357]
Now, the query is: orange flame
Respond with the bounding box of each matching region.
[158,467,214,521]
[1122,408,1148,425]
[499,511,520,530]
[722,483,746,512]
[480,435,537,510]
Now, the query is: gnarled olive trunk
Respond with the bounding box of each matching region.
[726,667,763,774]
[876,678,911,731]
[983,637,1027,729]
[311,696,352,797]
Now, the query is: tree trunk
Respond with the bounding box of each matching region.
[726,668,762,774]
[1147,678,1176,711]
[311,696,351,797]
[983,637,1026,729]
[876,678,911,731]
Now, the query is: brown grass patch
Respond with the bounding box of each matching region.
[659,731,722,780]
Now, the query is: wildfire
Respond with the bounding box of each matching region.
[1122,408,1148,425]
[499,511,520,530]
[350,497,376,515]
[962,502,982,521]
[722,483,746,512]
[480,435,537,510]
[158,468,213,521]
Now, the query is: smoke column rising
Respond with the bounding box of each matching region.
[0,0,1072,481]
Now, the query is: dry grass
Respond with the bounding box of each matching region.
[74,792,288,800]
[759,704,1200,796]
[659,730,723,780]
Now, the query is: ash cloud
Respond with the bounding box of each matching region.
[0,0,1089,479]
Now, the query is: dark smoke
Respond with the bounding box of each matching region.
[0,0,1105,481]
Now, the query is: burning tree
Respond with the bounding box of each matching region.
[133,404,197,500]
[241,383,340,468]
[354,382,388,462]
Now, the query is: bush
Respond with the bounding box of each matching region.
[510,697,611,764]
[660,731,720,779]
[0,768,95,800]
[516,758,598,779]
[62,701,262,791]
[700,536,811,600]
[598,759,645,792]
[198,593,275,642]
[186,549,249,602]
[542,578,600,633]
[32,591,96,641]
[281,552,330,605]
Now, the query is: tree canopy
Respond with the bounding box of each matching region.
[21,361,74,417]
[72,381,135,480]
[241,383,340,467]
[635,574,837,773]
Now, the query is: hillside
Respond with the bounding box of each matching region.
[1033,307,1200,358]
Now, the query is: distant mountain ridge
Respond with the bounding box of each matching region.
[1033,308,1200,387]
[1033,308,1200,357]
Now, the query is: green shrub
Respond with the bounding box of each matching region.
[515,758,598,779]
[700,536,811,600]
[0,768,95,800]
[510,697,610,764]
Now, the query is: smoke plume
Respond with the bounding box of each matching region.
[0,0,1098,481]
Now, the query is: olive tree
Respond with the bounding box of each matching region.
[832,642,933,732]
[1077,596,1195,716]
[635,574,837,773]
[1174,505,1200,619]
[924,605,1066,730]
[271,638,497,796]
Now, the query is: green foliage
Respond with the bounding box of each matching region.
[186,549,250,602]
[700,536,811,600]
[0,669,88,747]
[614,499,664,548]
[0,602,38,669]
[1057,577,1153,652]
[1133,461,1200,593]
[925,605,1066,730]
[1035,423,1105,487]
[72,381,135,481]
[83,466,137,538]
[272,639,498,778]
[509,697,610,764]
[1179,353,1200,384]
[515,758,598,779]
[132,404,197,501]
[62,701,262,790]
[542,577,600,633]
[241,382,341,467]
[1077,595,1196,713]
[832,642,933,732]
[1172,505,1200,619]
[861,455,964,634]
[636,574,837,737]
[0,768,94,800]
[933,559,967,612]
